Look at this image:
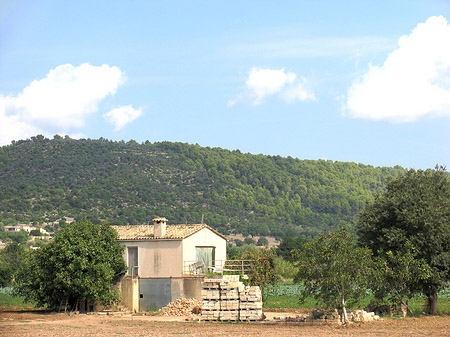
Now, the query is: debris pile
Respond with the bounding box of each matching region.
[201,275,263,321]
[161,298,202,316]
[348,310,380,322]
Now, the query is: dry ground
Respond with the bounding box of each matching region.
[1,311,450,337]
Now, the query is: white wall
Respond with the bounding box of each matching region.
[182,228,227,270]
[122,240,183,278]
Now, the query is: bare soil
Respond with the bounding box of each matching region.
[1,310,449,336]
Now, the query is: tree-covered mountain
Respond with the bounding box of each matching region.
[0,135,405,238]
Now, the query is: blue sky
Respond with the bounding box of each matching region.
[1,1,450,169]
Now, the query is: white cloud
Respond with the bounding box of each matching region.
[228,67,316,106]
[103,106,143,131]
[344,16,450,122]
[0,63,141,145]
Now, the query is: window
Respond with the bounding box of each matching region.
[195,246,215,271]
[127,247,138,277]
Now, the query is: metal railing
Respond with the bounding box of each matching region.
[128,266,139,278]
[183,260,253,276]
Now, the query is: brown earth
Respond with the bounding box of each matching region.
[0,311,449,337]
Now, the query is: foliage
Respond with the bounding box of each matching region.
[0,243,28,286]
[244,237,256,245]
[0,231,29,244]
[29,229,43,236]
[357,167,450,314]
[273,257,299,280]
[256,237,269,246]
[277,234,313,261]
[293,228,373,322]
[370,241,432,310]
[0,292,36,310]
[14,220,127,311]
[241,248,279,294]
[0,136,405,237]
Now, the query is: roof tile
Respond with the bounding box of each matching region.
[111,223,226,240]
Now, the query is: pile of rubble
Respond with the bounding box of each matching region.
[201,275,263,321]
[161,298,202,316]
[348,310,380,322]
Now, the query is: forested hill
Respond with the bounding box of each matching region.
[0,135,405,238]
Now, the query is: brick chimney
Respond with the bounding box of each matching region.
[153,217,168,237]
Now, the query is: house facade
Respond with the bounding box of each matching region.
[111,217,227,312]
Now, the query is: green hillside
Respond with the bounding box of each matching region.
[0,135,405,238]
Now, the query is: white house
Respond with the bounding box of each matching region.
[111,217,227,312]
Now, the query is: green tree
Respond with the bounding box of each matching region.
[241,248,278,295]
[357,168,450,314]
[256,237,269,246]
[0,243,27,286]
[293,228,373,323]
[277,235,311,261]
[370,241,431,316]
[14,220,126,311]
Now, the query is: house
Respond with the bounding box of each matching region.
[111,217,227,312]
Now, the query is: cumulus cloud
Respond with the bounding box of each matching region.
[103,106,143,131]
[344,16,450,122]
[0,63,141,145]
[228,67,315,106]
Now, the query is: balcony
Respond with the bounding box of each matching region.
[183,260,253,276]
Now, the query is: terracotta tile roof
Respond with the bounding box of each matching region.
[111,223,227,241]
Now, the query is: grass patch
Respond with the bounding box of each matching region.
[0,292,36,310]
[263,292,450,317]
[408,296,450,316]
[263,295,316,310]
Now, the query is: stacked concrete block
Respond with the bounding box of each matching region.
[201,277,263,321]
[239,286,263,321]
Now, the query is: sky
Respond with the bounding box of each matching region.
[1,1,450,169]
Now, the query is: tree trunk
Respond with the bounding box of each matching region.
[424,292,438,315]
[342,306,348,323]
[341,297,349,323]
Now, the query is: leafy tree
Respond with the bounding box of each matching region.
[5,231,29,244]
[0,243,27,286]
[293,228,373,323]
[244,237,256,245]
[29,229,42,236]
[234,239,244,247]
[241,248,278,295]
[256,236,269,246]
[277,235,312,261]
[370,241,431,316]
[14,220,126,311]
[357,168,450,314]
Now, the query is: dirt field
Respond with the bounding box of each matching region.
[1,311,449,337]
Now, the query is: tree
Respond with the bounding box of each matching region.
[244,237,256,245]
[357,168,450,315]
[256,237,269,246]
[14,220,126,311]
[369,241,431,316]
[293,228,373,323]
[241,248,278,295]
[0,243,27,286]
[277,235,311,261]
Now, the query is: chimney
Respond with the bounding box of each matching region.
[153,217,168,237]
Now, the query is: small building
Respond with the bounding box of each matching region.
[111,217,227,312]
[3,226,23,232]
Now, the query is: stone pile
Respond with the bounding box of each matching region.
[161,298,202,316]
[201,275,263,321]
[349,310,380,322]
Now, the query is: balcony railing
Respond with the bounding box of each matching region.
[128,266,139,278]
[183,260,253,276]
